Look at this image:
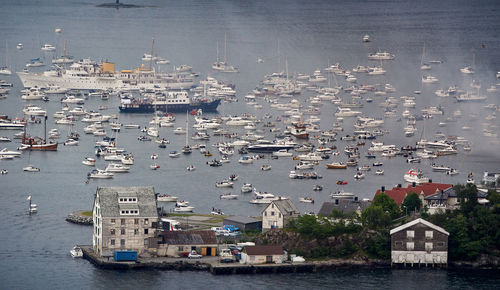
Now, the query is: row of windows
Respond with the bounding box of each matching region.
[110,218,148,225]
[395,241,445,250]
[120,210,139,215]
[264,211,282,218]
[118,197,137,203]
[110,228,149,235]
[406,230,434,239]
[110,239,149,247]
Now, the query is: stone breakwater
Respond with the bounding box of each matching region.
[66,211,93,225]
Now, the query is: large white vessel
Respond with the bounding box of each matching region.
[404,169,429,184]
[17,59,195,90]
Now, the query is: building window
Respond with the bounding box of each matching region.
[406,230,415,238]
[425,231,433,239]
[272,204,274,208]
[144,239,148,246]
[110,239,115,246]
[406,242,414,250]
[134,229,139,235]
[437,242,445,247]
[265,212,267,216]
[271,211,275,216]
[111,219,115,224]
[178,246,183,251]
[110,229,115,235]
[121,219,125,225]
[279,213,281,218]
[134,219,139,225]
[395,241,403,246]
[144,219,149,225]
[120,239,125,246]
[425,242,433,251]
[121,229,125,235]
[144,229,149,234]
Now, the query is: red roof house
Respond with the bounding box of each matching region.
[374,183,453,206]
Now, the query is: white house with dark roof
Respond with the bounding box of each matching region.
[390,218,449,265]
[92,186,159,256]
[262,198,299,232]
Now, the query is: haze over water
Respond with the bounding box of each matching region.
[0,0,499,288]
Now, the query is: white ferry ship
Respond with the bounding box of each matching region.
[17,59,195,91]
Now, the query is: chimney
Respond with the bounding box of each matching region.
[398,184,402,188]
[412,182,416,188]
[335,199,339,205]
[381,186,385,192]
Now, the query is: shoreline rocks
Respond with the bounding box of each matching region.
[66,211,93,225]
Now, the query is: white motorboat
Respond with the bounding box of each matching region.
[362,34,371,42]
[249,196,289,204]
[82,157,96,166]
[150,163,160,170]
[157,194,178,202]
[174,205,194,212]
[187,165,196,171]
[404,169,429,184]
[299,197,314,203]
[17,43,23,50]
[368,51,395,60]
[330,191,355,199]
[375,169,384,175]
[121,154,134,165]
[241,183,253,193]
[63,138,79,146]
[272,149,293,157]
[41,44,56,51]
[105,163,130,173]
[23,105,47,116]
[87,169,114,179]
[23,165,40,172]
[215,180,234,188]
[422,75,439,83]
[261,164,272,171]
[238,156,254,164]
[169,151,180,158]
[0,148,21,157]
[70,246,83,258]
[220,193,238,200]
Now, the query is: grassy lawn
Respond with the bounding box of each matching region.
[80,211,93,217]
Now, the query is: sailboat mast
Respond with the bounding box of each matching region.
[224,33,227,63]
[216,41,219,63]
[44,115,47,144]
[150,37,155,70]
[63,40,67,71]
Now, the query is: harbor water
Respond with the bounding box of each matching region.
[0,0,499,288]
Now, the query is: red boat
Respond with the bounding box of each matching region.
[336,180,348,185]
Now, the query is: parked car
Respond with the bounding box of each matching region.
[188,250,203,259]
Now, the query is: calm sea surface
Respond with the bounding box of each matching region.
[1,0,499,288]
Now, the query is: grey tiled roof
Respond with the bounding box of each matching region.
[159,231,217,245]
[224,216,261,225]
[96,186,158,218]
[271,199,299,215]
[318,200,371,216]
[424,187,487,200]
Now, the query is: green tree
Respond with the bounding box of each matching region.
[401,192,422,214]
[372,193,401,219]
[455,184,478,216]
[361,205,392,229]
[486,189,500,206]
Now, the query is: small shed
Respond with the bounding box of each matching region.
[239,245,285,264]
[223,216,262,232]
[157,230,218,257]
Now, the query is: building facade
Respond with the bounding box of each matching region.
[390,218,449,265]
[262,199,299,232]
[92,186,159,256]
[239,245,285,264]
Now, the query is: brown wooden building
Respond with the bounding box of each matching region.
[390,218,449,266]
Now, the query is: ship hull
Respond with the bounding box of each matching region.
[119,99,221,113]
[17,72,194,91]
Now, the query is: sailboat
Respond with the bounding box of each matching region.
[420,42,431,70]
[181,111,192,154]
[212,33,238,73]
[21,115,58,151]
[0,41,12,75]
[460,51,475,74]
